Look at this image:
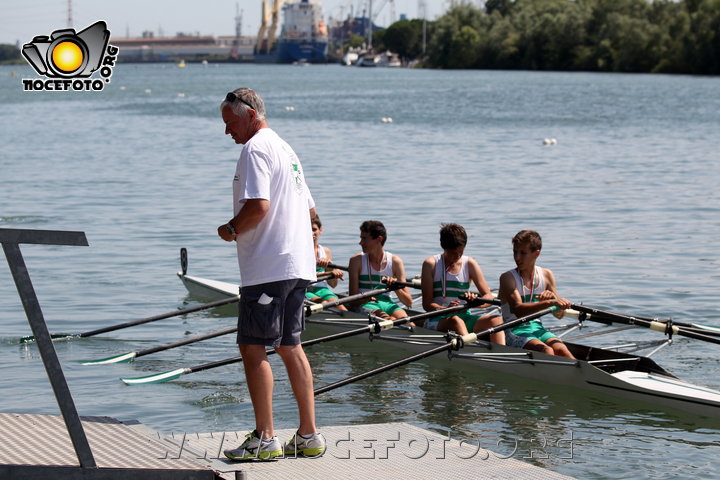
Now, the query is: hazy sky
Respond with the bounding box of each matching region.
[3,0,454,46]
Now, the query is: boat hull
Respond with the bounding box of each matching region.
[361,333,720,418]
[178,273,238,300]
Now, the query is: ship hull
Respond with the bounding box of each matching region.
[276,40,328,63]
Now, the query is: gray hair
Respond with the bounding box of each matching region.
[220,88,266,121]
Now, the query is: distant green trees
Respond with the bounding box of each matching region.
[0,44,21,63]
[382,0,720,74]
[383,19,428,61]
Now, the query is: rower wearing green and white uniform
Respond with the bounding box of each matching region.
[306,216,346,310]
[498,230,574,358]
[420,223,504,343]
[348,220,413,320]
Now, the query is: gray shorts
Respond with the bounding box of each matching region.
[237,278,310,348]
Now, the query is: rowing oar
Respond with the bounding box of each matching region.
[571,307,720,337]
[79,326,239,365]
[120,302,473,385]
[571,304,720,346]
[327,263,348,271]
[391,280,720,335]
[305,285,400,315]
[313,271,336,282]
[19,295,240,344]
[314,304,560,395]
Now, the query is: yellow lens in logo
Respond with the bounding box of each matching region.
[51,41,84,73]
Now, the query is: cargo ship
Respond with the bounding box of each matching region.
[276,0,328,63]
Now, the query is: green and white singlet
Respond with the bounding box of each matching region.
[432,253,470,306]
[358,251,401,314]
[501,266,557,347]
[424,254,482,331]
[306,244,337,301]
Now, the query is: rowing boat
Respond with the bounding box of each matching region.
[176,269,720,418]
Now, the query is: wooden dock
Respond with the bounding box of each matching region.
[0,413,573,479]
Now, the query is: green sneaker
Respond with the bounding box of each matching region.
[284,431,327,458]
[224,430,282,461]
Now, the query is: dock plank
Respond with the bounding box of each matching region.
[0,414,574,479]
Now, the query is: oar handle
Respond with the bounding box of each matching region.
[386,279,422,290]
[309,272,336,285]
[305,286,399,315]
[78,295,240,338]
[327,263,349,271]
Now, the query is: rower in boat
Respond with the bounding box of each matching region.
[348,220,414,324]
[306,216,347,310]
[420,223,505,342]
[498,229,575,358]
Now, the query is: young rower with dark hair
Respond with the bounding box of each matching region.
[497,229,575,358]
[306,216,347,310]
[347,220,414,322]
[420,223,505,342]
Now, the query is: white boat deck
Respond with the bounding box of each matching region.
[0,413,574,479]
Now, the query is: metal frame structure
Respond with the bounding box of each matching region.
[0,228,216,479]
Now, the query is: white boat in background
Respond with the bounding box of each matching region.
[342,51,359,66]
[176,250,720,418]
[358,54,380,67]
[379,51,402,67]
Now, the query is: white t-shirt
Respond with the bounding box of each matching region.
[232,128,316,286]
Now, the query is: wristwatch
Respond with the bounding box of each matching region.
[225,223,236,236]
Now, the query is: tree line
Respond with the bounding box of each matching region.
[0,44,22,63]
[376,0,720,74]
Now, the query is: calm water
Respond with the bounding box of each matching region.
[1,63,719,478]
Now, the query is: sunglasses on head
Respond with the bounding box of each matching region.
[225,92,255,111]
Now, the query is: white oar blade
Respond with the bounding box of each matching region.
[19,333,76,344]
[693,323,720,334]
[121,368,190,385]
[79,351,138,365]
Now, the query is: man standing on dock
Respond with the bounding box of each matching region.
[217,88,326,460]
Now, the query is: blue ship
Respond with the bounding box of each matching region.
[276,0,328,63]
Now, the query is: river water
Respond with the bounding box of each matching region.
[1,63,719,478]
